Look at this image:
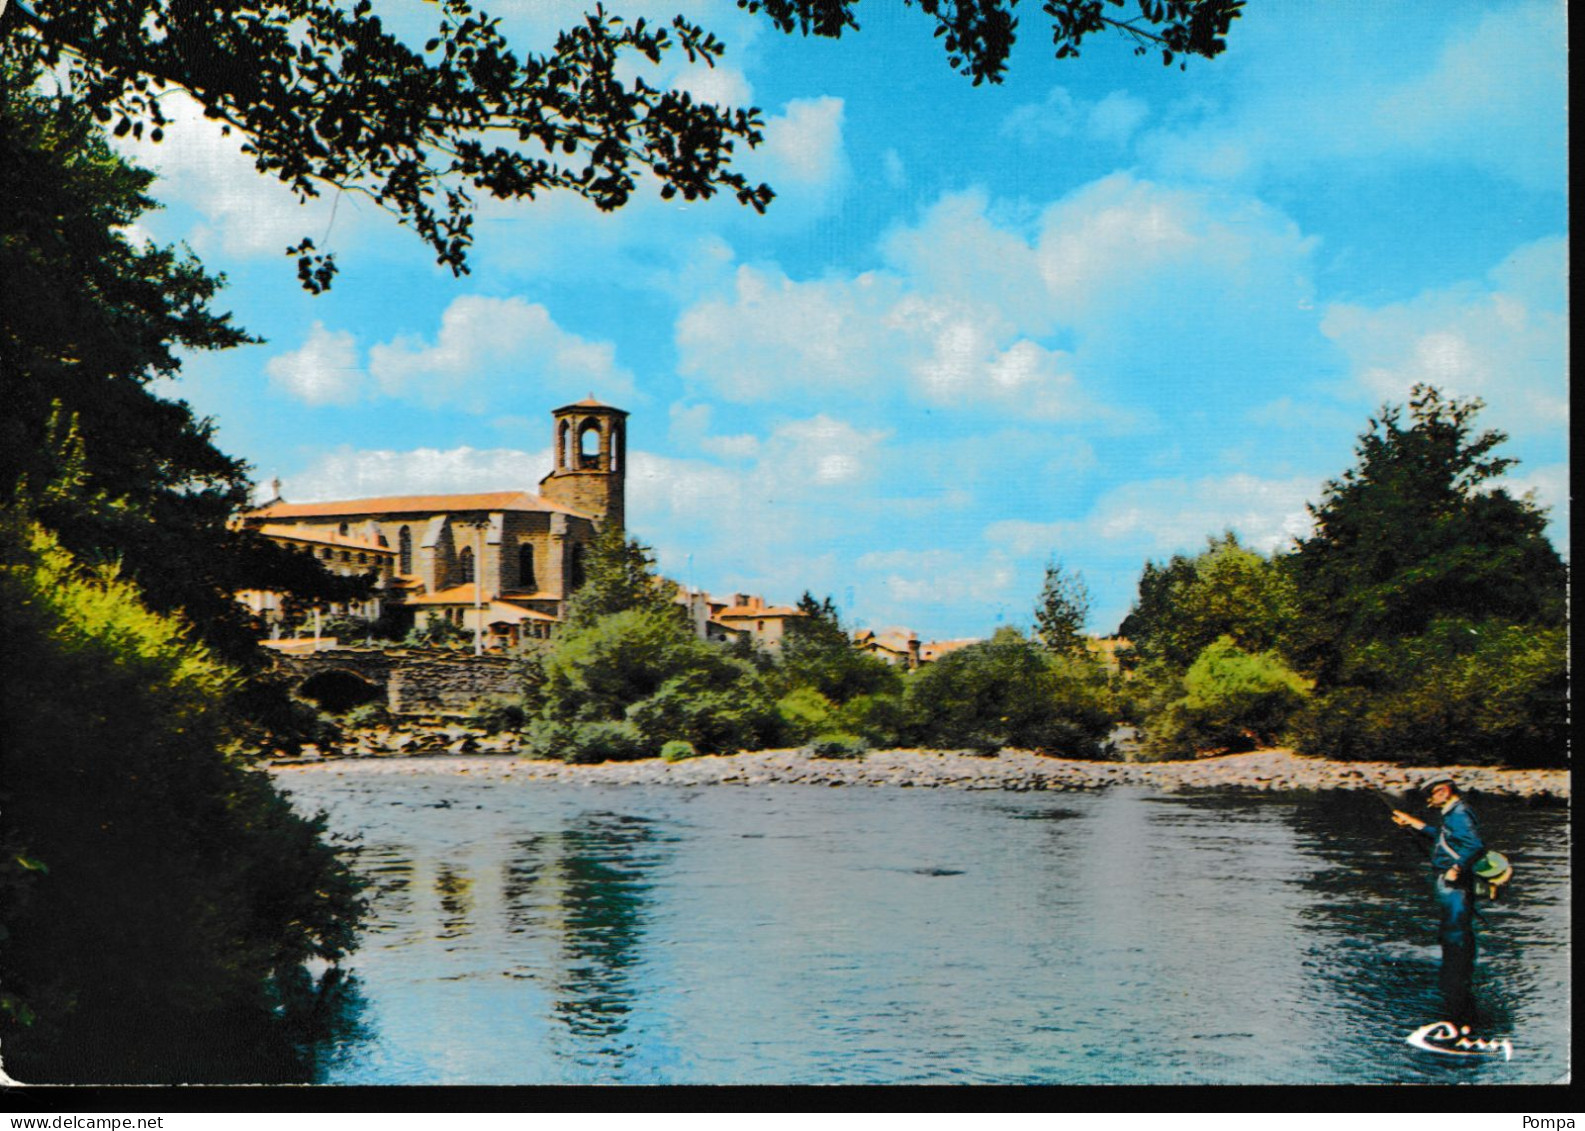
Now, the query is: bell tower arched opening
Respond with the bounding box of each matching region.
[538,398,628,531]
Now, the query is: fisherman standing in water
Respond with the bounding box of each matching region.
[1391,779,1486,1023]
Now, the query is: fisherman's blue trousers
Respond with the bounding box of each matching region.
[1434,872,1476,1021]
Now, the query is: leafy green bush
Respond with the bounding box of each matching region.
[1289,618,1567,766]
[523,717,650,763]
[520,717,572,761]
[774,686,835,745]
[832,691,908,749]
[1141,636,1310,759]
[902,628,1112,755]
[660,739,703,762]
[806,732,869,760]
[628,666,777,754]
[565,718,650,763]
[773,593,903,703]
[0,520,363,1082]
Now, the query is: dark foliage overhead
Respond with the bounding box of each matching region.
[3,0,1241,290]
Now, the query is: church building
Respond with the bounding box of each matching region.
[240,399,627,646]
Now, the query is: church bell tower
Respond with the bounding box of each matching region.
[539,398,627,530]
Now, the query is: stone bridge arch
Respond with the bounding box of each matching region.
[272,647,519,717]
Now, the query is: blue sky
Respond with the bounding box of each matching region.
[122,1,1568,639]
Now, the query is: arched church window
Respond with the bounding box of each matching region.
[570,544,586,590]
[398,526,412,575]
[518,543,537,590]
[579,421,601,468]
[458,546,475,585]
[560,420,573,470]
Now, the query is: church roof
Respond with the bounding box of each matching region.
[554,396,629,416]
[248,490,591,520]
[254,523,394,552]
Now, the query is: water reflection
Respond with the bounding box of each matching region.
[434,864,474,940]
[498,812,668,1063]
[283,778,1566,1085]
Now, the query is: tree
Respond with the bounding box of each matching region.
[559,524,685,631]
[776,592,901,704]
[901,626,1112,755]
[1120,533,1296,669]
[0,519,363,1082]
[2,0,1242,290]
[1032,558,1091,656]
[1141,635,1310,759]
[1288,385,1565,678]
[0,74,370,666]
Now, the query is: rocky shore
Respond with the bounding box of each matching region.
[269,732,1568,800]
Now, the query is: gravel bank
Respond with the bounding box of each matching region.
[269,744,1568,800]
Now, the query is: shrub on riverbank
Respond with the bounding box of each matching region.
[1141,637,1311,760]
[1289,618,1567,767]
[899,628,1113,756]
[806,733,869,760]
[0,520,363,1082]
[661,739,703,762]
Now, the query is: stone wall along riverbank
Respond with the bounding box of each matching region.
[269,742,1568,800]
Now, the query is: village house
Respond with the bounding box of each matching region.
[853,628,921,668]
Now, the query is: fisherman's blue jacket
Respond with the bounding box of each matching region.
[1416,798,1485,873]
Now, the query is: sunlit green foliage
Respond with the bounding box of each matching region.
[561,526,687,632]
[1290,619,1567,767]
[901,627,1113,755]
[775,686,838,745]
[1121,533,1295,669]
[1289,386,1565,676]
[0,75,367,665]
[1032,558,1092,657]
[774,593,901,704]
[660,739,703,763]
[1142,636,1311,759]
[806,733,870,760]
[0,519,363,1083]
[1120,388,1567,767]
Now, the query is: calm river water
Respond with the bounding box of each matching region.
[280,769,1571,1085]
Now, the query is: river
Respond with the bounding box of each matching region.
[279,770,1570,1085]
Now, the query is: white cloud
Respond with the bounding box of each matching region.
[284,445,553,502]
[677,175,1319,422]
[1321,237,1568,445]
[117,93,343,259]
[732,96,850,218]
[671,64,754,108]
[853,549,1022,624]
[987,472,1321,561]
[1141,2,1565,191]
[1002,87,1149,149]
[367,295,635,412]
[266,322,364,406]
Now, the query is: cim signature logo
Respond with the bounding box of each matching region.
[1406,1020,1514,1061]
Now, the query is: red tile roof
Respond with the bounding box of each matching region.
[716,605,803,620]
[405,584,488,606]
[555,397,629,415]
[254,523,394,552]
[248,490,590,520]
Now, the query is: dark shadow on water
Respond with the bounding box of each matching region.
[498,810,674,1063]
